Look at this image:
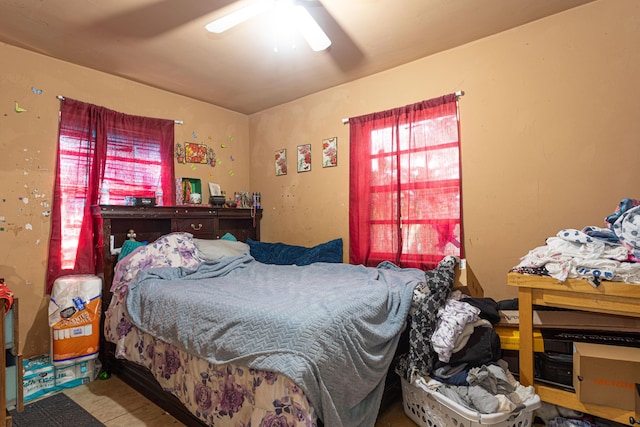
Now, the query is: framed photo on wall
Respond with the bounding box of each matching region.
[275,148,287,176]
[185,142,208,164]
[322,137,337,167]
[297,144,311,173]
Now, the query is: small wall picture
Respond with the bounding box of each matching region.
[175,142,186,164]
[207,147,217,167]
[322,137,338,167]
[185,142,208,164]
[297,144,311,173]
[275,148,287,176]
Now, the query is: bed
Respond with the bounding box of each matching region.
[95,206,480,427]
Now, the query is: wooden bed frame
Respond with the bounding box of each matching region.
[93,205,263,426]
[92,204,481,426]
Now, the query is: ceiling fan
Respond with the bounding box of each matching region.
[205,0,331,52]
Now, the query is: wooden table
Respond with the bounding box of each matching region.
[507,272,640,425]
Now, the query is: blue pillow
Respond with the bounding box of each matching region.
[246,238,343,265]
[220,232,237,241]
[118,240,146,261]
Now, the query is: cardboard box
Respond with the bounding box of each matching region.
[453,259,483,297]
[573,342,640,410]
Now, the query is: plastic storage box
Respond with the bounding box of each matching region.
[401,377,541,427]
[494,326,544,352]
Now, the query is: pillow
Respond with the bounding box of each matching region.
[112,232,199,292]
[193,238,250,261]
[117,240,146,261]
[220,232,237,241]
[246,238,343,265]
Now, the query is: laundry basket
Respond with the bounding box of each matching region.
[401,377,541,427]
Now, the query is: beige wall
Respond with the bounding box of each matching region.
[0,44,250,357]
[250,0,640,300]
[2,0,639,357]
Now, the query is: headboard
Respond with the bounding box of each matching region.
[92,204,262,306]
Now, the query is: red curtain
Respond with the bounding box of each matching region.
[46,98,174,294]
[349,94,462,270]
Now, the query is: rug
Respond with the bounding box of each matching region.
[9,392,105,427]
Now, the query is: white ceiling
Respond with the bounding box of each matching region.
[0,0,594,115]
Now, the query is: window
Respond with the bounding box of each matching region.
[349,94,462,270]
[46,98,174,293]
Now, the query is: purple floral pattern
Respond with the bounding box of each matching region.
[104,232,317,427]
[194,383,213,415]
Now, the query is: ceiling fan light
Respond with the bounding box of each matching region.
[292,5,331,51]
[205,0,273,33]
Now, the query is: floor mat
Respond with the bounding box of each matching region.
[9,392,105,427]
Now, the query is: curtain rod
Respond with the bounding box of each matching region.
[341,90,465,124]
[56,95,184,125]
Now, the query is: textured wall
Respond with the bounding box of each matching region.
[249,0,640,301]
[0,45,249,357]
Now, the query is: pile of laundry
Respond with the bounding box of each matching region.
[395,256,536,416]
[422,290,536,415]
[512,197,640,285]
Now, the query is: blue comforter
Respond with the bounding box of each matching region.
[125,254,423,427]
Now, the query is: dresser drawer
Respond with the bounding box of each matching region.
[173,218,216,238]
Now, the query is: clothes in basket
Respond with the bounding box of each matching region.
[402,376,541,427]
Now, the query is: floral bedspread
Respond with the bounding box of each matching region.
[104,233,317,427]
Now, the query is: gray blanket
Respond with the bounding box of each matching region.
[125,254,423,427]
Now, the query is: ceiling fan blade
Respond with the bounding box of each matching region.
[205,0,331,52]
[292,5,331,51]
[205,0,273,33]
[90,0,230,39]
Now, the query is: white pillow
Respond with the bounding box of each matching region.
[193,238,250,261]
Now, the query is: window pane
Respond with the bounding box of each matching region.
[370,154,399,187]
[370,223,399,254]
[103,129,163,204]
[371,127,395,155]
[401,185,460,221]
[371,191,397,221]
[399,147,459,183]
[402,222,461,255]
[58,135,94,268]
[59,197,85,268]
[399,114,458,151]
